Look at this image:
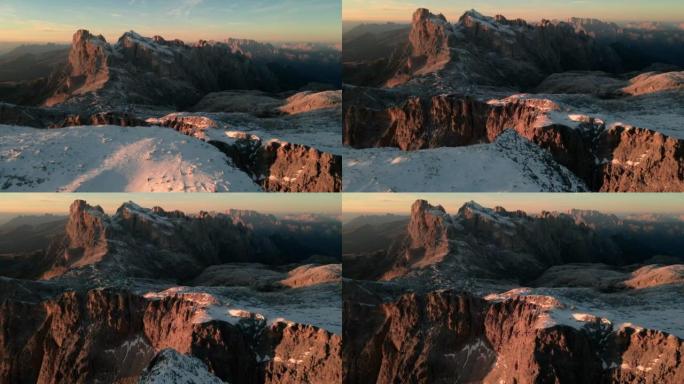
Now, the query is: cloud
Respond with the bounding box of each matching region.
[168,0,204,17]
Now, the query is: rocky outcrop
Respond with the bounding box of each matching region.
[343,286,684,384]
[0,286,341,384]
[376,200,454,280]
[594,125,684,191]
[278,90,342,115]
[146,110,342,192]
[208,135,342,192]
[259,140,341,192]
[343,92,557,150]
[385,8,455,86]
[44,30,111,107]
[343,90,684,191]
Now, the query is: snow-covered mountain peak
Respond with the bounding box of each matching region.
[72,29,107,45]
[457,201,521,227]
[117,200,147,214]
[120,30,145,41]
[458,200,497,216]
[411,199,449,219]
[461,9,488,21]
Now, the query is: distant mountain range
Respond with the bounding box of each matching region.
[0,30,341,108]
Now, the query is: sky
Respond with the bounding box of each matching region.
[0,193,341,217]
[0,0,341,43]
[342,0,684,23]
[343,193,684,216]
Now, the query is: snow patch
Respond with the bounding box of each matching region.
[0,125,260,192]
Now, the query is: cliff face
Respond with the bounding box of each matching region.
[344,287,684,384]
[343,92,684,192]
[0,287,341,384]
[44,30,112,107]
[146,107,343,193]
[208,134,342,193]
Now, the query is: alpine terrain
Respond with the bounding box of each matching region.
[343,199,684,383]
[343,8,684,191]
[0,30,342,192]
[0,200,342,383]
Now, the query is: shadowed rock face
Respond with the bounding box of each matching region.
[259,141,342,192]
[0,287,341,384]
[344,286,684,384]
[203,135,342,193]
[344,90,684,192]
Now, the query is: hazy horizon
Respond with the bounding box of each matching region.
[342,0,684,23]
[0,193,342,217]
[0,0,341,44]
[343,193,684,217]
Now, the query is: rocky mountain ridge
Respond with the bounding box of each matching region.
[345,199,684,282]
[2,199,340,283]
[343,199,684,383]
[0,281,341,384]
[344,88,684,191]
[342,8,684,192]
[347,8,622,89]
[0,199,342,383]
[0,29,336,110]
[344,283,684,384]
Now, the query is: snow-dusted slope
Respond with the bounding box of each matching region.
[143,284,341,335]
[343,130,587,192]
[139,349,225,384]
[0,125,260,192]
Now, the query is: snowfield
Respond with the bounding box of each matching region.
[485,285,684,339]
[139,349,224,384]
[143,283,342,335]
[0,125,260,192]
[343,130,587,192]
